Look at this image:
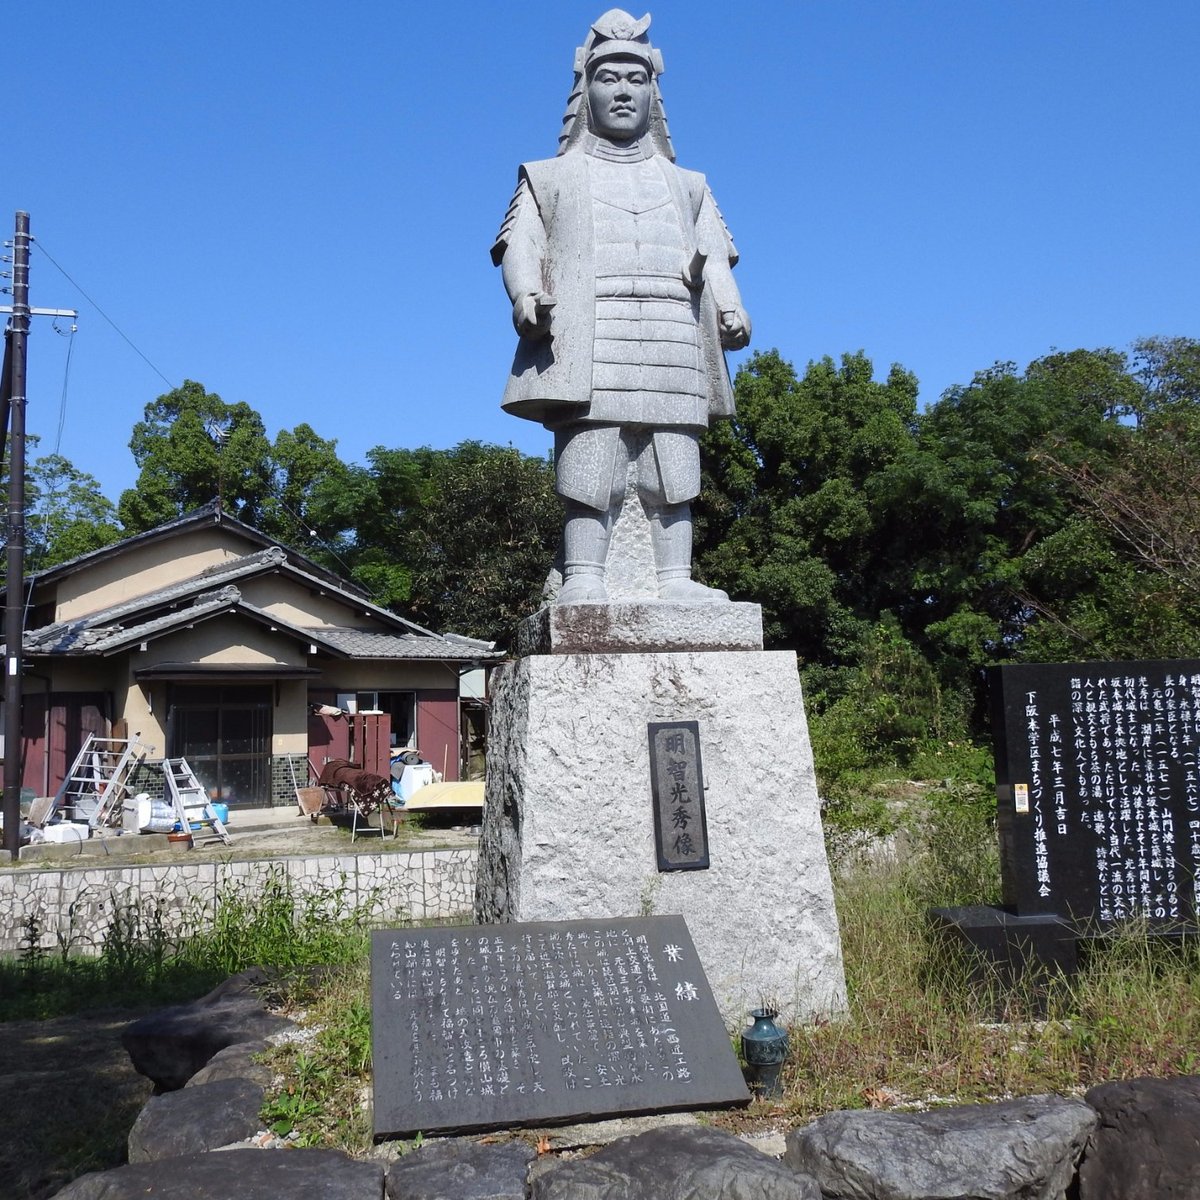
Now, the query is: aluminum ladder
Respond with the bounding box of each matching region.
[51,733,147,829]
[162,756,232,846]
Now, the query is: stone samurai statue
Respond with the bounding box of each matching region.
[492,9,750,605]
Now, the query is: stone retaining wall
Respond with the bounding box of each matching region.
[0,849,477,957]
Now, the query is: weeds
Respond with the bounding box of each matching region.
[261,958,375,1150]
[778,801,1200,1124]
[0,868,375,1022]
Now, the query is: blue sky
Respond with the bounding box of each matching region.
[9,1,1198,503]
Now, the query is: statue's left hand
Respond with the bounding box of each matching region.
[719,308,751,350]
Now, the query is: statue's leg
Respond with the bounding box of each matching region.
[555,424,624,604]
[559,505,612,603]
[642,429,728,603]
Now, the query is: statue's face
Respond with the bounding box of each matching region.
[587,56,652,140]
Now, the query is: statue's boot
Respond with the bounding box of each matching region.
[649,502,728,604]
[558,506,611,605]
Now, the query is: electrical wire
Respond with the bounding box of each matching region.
[52,320,76,456]
[31,239,176,390]
[274,494,358,579]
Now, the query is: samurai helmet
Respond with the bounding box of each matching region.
[557,9,675,159]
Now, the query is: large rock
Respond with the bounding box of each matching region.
[532,1125,820,1200]
[1078,1074,1200,1199]
[121,968,294,1090]
[386,1139,535,1199]
[475,647,846,1023]
[49,1148,383,1200]
[185,1038,274,1088]
[127,1077,265,1162]
[784,1095,1097,1200]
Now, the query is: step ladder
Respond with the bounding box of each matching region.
[51,734,148,829]
[162,757,232,846]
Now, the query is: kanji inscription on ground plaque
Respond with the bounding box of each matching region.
[370,916,748,1139]
[991,660,1200,926]
[648,721,710,872]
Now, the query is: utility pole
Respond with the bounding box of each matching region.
[1,213,77,859]
[2,212,30,859]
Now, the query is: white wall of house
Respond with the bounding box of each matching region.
[239,575,363,629]
[52,527,254,621]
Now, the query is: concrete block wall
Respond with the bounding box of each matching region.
[0,848,478,957]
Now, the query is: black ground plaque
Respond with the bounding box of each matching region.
[648,721,710,871]
[991,660,1200,926]
[370,916,748,1139]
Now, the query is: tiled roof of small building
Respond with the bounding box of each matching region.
[307,628,496,661]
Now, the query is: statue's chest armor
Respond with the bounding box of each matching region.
[588,158,686,277]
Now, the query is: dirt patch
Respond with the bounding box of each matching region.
[0,1007,154,1199]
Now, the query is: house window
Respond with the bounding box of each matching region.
[169,684,272,807]
[356,691,417,748]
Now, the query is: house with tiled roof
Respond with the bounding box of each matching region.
[9,501,498,807]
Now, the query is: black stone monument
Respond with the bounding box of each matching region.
[934,660,1200,984]
[992,659,1200,926]
[370,916,749,1140]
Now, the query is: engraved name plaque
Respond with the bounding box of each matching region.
[371,916,748,1139]
[648,721,710,872]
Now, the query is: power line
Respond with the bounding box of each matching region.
[52,319,76,455]
[31,239,176,390]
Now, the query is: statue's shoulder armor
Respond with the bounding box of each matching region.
[491,158,569,266]
[519,156,578,213]
[667,163,707,214]
[671,162,737,264]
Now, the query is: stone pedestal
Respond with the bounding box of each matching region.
[475,605,847,1025]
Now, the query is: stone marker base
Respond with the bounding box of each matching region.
[475,647,847,1025]
[929,906,1080,1015]
[516,601,764,656]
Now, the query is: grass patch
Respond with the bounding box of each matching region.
[777,794,1200,1121]
[1,870,384,1200]
[0,867,376,1021]
[257,793,1200,1153]
[261,958,375,1150]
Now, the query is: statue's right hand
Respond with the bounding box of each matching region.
[513,292,555,339]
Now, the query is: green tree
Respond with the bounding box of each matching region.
[882,348,1133,697]
[695,348,920,664]
[26,453,122,569]
[0,447,121,580]
[117,380,274,531]
[259,423,357,559]
[1021,337,1200,660]
[348,442,559,645]
[418,442,559,643]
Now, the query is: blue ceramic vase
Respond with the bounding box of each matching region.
[741,1007,788,1098]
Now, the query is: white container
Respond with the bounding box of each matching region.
[42,823,88,845]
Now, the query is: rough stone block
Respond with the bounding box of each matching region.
[47,1147,384,1200]
[386,1139,535,1199]
[784,1095,1097,1200]
[532,1125,819,1200]
[121,967,294,1090]
[475,649,846,1023]
[185,1038,274,1088]
[1078,1074,1200,1199]
[127,1077,265,1162]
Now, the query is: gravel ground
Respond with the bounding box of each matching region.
[9,808,480,872]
